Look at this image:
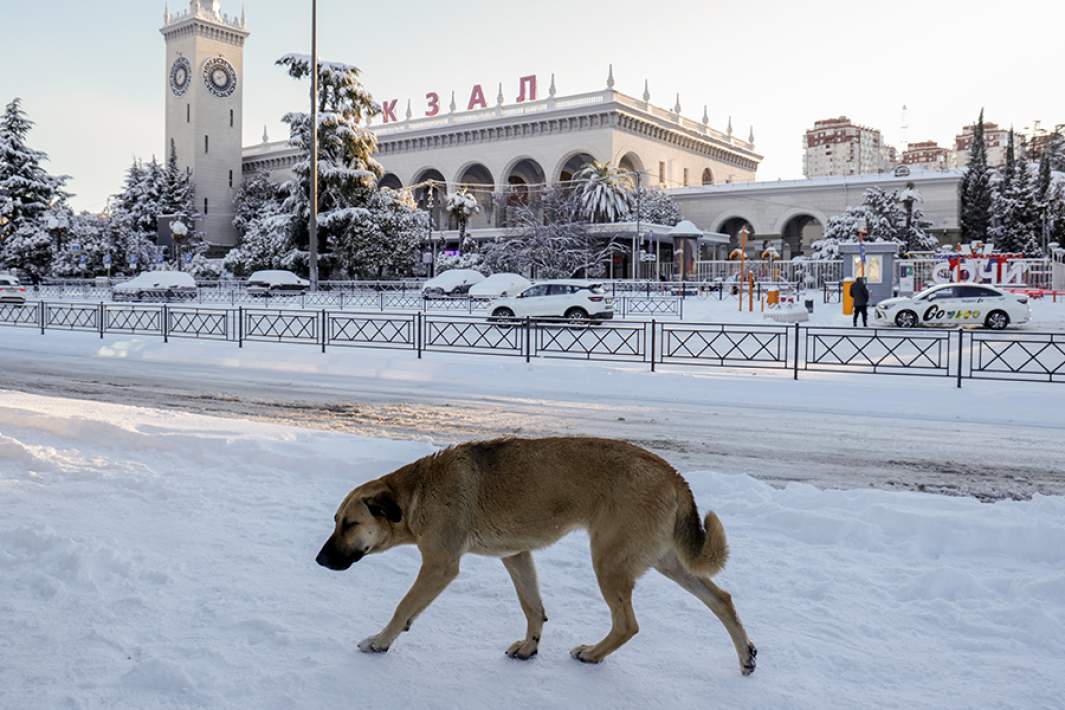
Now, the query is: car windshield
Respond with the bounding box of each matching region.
[916,286,950,301]
[584,284,606,295]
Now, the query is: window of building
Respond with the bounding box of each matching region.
[658,161,666,185]
[204,135,209,154]
[186,104,190,123]
[228,170,233,188]
[204,198,208,215]
[683,168,689,187]
[229,109,234,128]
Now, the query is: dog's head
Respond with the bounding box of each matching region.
[316,483,403,572]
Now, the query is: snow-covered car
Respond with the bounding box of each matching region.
[874,284,1030,330]
[467,273,531,299]
[0,274,28,304]
[489,281,614,322]
[246,270,310,297]
[421,269,485,298]
[112,271,198,302]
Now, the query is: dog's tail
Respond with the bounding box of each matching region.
[673,488,729,577]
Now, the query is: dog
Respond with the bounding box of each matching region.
[316,437,756,673]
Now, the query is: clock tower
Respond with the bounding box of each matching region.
[161,1,248,250]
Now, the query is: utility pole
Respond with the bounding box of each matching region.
[308,0,320,290]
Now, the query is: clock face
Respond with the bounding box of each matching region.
[202,57,237,98]
[169,57,191,96]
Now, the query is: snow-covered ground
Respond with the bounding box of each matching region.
[1,391,1063,709]
[1,328,1063,500]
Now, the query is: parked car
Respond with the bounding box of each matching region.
[0,274,28,304]
[112,271,198,302]
[246,270,310,297]
[422,269,485,298]
[489,281,614,322]
[874,284,1031,330]
[468,273,531,299]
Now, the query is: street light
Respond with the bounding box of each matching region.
[308,0,320,291]
[426,183,436,277]
[899,181,919,254]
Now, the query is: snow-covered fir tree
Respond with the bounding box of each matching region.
[626,187,682,226]
[959,110,993,242]
[324,188,426,278]
[275,54,383,265]
[109,159,161,273]
[159,139,205,266]
[0,98,70,277]
[814,187,937,258]
[224,171,293,275]
[50,211,114,277]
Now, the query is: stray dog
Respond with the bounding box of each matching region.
[316,437,756,673]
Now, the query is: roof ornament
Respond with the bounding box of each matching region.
[702,105,709,127]
[405,99,412,121]
[449,91,457,113]
[642,78,650,103]
[262,124,268,144]
[727,116,733,138]
[673,93,681,115]
[548,73,557,98]
[748,126,755,144]
[606,64,615,90]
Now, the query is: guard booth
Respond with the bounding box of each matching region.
[669,220,729,281]
[839,241,898,307]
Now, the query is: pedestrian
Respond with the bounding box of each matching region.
[850,277,869,327]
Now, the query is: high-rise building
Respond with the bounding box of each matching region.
[161,0,248,249]
[803,117,896,178]
[1027,121,1064,162]
[953,122,1019,169]
[901,141,954,171]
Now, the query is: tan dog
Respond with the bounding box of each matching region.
[316,437,756,673]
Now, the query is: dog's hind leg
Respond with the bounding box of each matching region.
[570,538,646,664]
[501,552,547,660]
[654,550,757,676]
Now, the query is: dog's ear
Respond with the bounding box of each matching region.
[364,491,402,523]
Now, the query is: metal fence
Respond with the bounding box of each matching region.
[4,300,1063,386]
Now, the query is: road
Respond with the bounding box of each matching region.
[1,336,1061,502]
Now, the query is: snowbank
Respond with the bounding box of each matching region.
[1,391,1062,709]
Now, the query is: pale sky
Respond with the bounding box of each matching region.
[3,0,1064,212]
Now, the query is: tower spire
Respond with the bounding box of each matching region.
[606,64,615,90]
[642,79,650,104]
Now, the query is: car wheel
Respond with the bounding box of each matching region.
[894,310,918,328]
[565,307,589,323]
[491,307,516,325]
[985,310,1010,330]
[136,291,146,302]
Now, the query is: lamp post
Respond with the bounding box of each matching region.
[899,181,918,255]
[633,170,641,280]
[308,0,320,291]
[426,183,436,277]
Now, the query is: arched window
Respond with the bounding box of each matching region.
[701,168,714,186]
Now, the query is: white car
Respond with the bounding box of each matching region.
[489,280,614,322]
[874,284,1030,330]
[468,273,531,298]
[0,274,28,304]
[246,270,310,297]
[422,269,485,298]
[113,271,198,302]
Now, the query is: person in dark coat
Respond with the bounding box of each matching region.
[850,277,870,327]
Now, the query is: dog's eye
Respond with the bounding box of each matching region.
[342,520,359,531]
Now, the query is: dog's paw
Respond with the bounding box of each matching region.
[741,641,757,676]
[358,635,391,654]
[569,645,602,664]
[505,639,539,661]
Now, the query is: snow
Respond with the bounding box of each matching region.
[422,269,485,292]
[468,273,531,298]
[1,390,1063,709]
[112,271,196,291]
[247,270,308,286]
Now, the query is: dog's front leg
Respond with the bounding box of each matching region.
[359,558,460,653]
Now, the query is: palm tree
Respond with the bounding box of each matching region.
[445,189,481,252]
[574,162,635,223]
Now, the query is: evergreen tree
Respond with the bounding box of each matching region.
[223,172,293,276]
[819,187,937,256]
[158,140,205,266]
[275,54,383,264]
[325,188,425,277]
[50,212,113,277]
[959,110,993,242]
[109,159,160,273]
[0,98,70,277]
[627,187,682,226]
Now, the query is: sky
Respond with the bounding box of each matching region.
[2,0,1064,212]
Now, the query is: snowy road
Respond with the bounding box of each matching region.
[2,393,1064,709]
[1,332,1062,500]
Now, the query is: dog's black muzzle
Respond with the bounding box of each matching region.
[316,537,363,571]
